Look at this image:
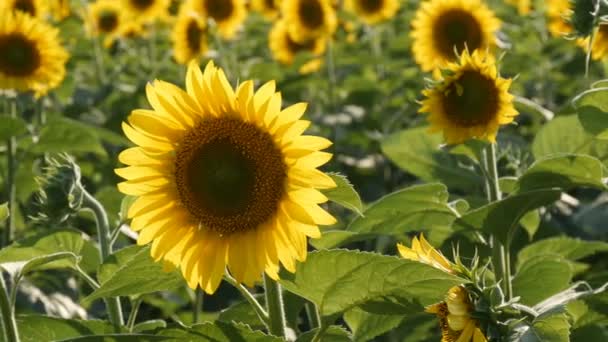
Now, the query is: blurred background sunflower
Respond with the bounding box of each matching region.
[187,0,247,39]
[282,0,337,43]
[86,0,125,48]
[2,0,48,19]
[269,19,326,73]
[344,0,400,25]
[172,9,208,64]
[251,0,282,21]
[122,0,171,23]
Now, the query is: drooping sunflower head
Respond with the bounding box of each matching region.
[411,0,500,72]
[251,0,282,20]
[187,0,247,40]
[344,0,400,25]
[0,12,68,97]
[2,0,48,19]
[397,233,454,274]
[578,24,608,60]
[172,10,208,65]
[116,61,336,294]
[122,0,171,23]
[282,0,338,44]
[269,19,326,74]
[419,50,517,145]
[546,0,573,37]
[426,286,487,342]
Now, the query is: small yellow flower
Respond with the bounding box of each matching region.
[344,0,400,25]
[269,20,326,74]
[419,50,518,144]
[397,234,454,274]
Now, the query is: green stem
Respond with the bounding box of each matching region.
[81,190,123,331]
[513,96,554,121]
[263,274,286,337]
[223,274,269,326]
[3,99,17,248]
[325,40,337,114]
[304,302,320,330]
[126,298,142,332]
[93,36,106,84]
[0,273,20,342]
[193,289,203,324]
[483,144,513,300]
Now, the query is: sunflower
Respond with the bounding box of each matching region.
[187,0,247,40]
[504,0,531,15]
[282,0,338,44]
[251,0,282,20]
[546,0,573,37]
[578,24,608,60]
[419,50,517,144]
[87,0,124,47]
[269,20,326,74]
[0,12,68,97]
[2,0,48,19]
[411,0,500,72]
[122,0,170,23]
[344,0,400,25]
[397,234,454,274]
[172,10,208,64]
[116,61,336,294]
[50,0,70,21]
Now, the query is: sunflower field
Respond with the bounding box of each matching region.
[1,0,608,341]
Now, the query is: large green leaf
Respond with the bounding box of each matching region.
[296,326,351,342]
[452,190,561,243]
[344,307,405,342]
[156,321,282,341]
[516,154,606,192]
[84,246,183,303]
[517,236,608,267]
[17,315,118,342]
[321,173,364,216]
[512,313,570,342]
[279,250,463,317]
[56,335,167,341]
[0,116,27,140]
[574,87,608,139]
[512,255,573,306]
[32,117,106,156]
[381,127,481,191]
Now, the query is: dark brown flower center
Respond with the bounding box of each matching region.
[130,0,154,10]
[433,9,482,60]
[264,0,276,9]
[175,117,286,235]
[14,0,36,16]
[358,0,384,13]
[186,19,204,53]
[298,0,324,29]
[98,10,119,33]
[285,34,316,54]
[441,70,499,127]
[205,0,234,21]
[0,33,40,77]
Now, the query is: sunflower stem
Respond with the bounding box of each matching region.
[304,302,320,329]
[223,274,270,326]
[193,289,203,324]
[126,297,143,332]
[263,274,287,337]
[92,36,106,84]
[482,143,513,300]
[81,189,124,331]
[325,39,337,114]
[3,98,17,248]
[0,271,20,342]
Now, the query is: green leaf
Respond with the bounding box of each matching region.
[17,315,117,342]
[33,117,106,156]
[133,320,167,333]
[0,116,27,140]
[279,250,463,317]
[0,202,8,222]
[344,307,405,342]
[321,173,363,216]
[0,252,78,278]
[84,246,183,304]
[512,313,570,342]
[217,296,265,330]
[574,87,608,139]
[381,127,481,191]
[157,321,282,341]
[452,189,561,243]
[296,326,351,342]
[520,210,541,240]
[518,237,608,267]
[516,154,606,192]
[512,255,573,306]
[57,335,168,341]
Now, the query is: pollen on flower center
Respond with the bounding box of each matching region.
[433,9,482,59]
[205,0,234,21]
[298,0,325,29]
[0,33,40,77]
[441,70,498,127]
[174,117,287,235]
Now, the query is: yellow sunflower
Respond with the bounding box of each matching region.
[116,61,336,294]
[419,49,517,144]
[187,0,247,40]
[87,0,125,47]
[172,10,208,65]
[2,0,48,19]
[251,0,282,20]
[411,0,500,72]
[50,0,70,21]
[0,11,68,97]
[122,0,171,23]
[578,24,608,60]
[282,0,338,44]
[269,20,326,74]
[546,0,572,37]
[344,0,400,25]
[397,234,454,274]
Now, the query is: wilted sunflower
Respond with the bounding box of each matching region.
[269,20,326,74]
[344,0,400,25]
[251,0,281,20]
[87,0,124,47]
[172,10,208,64]
[546,0,572,37]
[187,0,247,40]
[578,24,608,60]
[2,0,48,19]
[116,61,336,294]
[282,0,337,44]
[419,50,517,144]
[411,0,500,72]
[0,12,68,96]
[122,0,170,23]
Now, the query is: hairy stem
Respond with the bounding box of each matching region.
[263,274,286,337]
[0,272,19,342]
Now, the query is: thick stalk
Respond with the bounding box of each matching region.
[3,99,17,248]
[193,289,203,324]
[263,274,286,337]
[483,144,513,300]
[81,190,124,331]
[0,273,19,342]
